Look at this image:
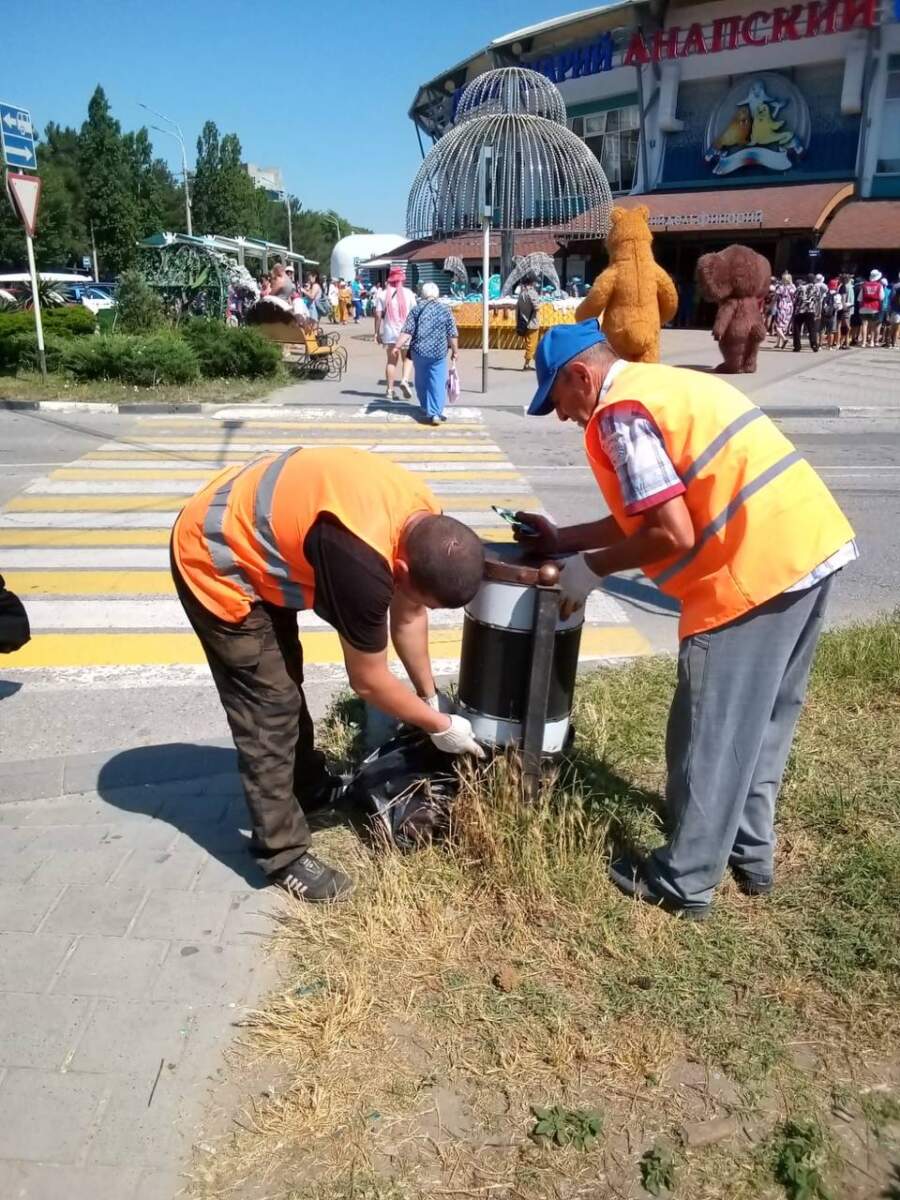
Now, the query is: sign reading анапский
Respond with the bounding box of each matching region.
[529,0,877,81]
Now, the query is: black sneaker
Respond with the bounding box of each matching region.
[272,853,354,903]
[300,774,346,814]
[731,867,774,897]
[608,855,710,921]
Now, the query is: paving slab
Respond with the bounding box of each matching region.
[0,1068,107,1162]
[0,777,282,1196]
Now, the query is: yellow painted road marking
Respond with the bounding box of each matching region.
[6,571,174,596]
[126,422,485,434]
[84,447,498,460]
[6,625,649,670]
[5,494,540,512]
[0,529,173,546]
[51,468,520,482]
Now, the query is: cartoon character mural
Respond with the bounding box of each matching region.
[705,73,810,175]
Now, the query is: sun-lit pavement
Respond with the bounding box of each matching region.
[0,324,898,1198]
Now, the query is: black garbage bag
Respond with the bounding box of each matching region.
[344,728,461,852]
[0,574,30,654]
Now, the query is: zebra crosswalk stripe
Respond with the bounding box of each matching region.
[1,409,649,674]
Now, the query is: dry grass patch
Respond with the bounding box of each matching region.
[191,614,900,1200]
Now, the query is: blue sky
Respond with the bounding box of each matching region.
[16,0,586,235]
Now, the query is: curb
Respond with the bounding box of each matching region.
[0,738,237,805]
[5,397,893,418]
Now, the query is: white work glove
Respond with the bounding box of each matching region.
[430,714,486,759]
[422,691,454,715]
[557,553,603,616]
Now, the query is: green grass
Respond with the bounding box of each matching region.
[190,614,900,1200]
[0,369,283,405]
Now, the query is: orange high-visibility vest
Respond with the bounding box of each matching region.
[585,363,854,638]
[172,447,441,623]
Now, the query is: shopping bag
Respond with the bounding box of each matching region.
[446,365,461,403]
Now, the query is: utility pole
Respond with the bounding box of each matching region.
[140,103,192,235]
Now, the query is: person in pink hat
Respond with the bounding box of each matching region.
[374,267,417,401]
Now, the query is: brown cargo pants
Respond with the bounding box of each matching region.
[172,553,331,876]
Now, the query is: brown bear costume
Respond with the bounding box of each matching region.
[575,206,678,363]
[695,244,771,374]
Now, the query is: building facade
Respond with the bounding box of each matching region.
[408,0,900,286]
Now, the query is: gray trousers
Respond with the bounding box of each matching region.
[647,576,833,908]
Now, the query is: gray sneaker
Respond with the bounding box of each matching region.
[273,853,354,903]
[608,855,710,921]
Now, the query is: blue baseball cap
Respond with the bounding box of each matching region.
[527,319,607,416]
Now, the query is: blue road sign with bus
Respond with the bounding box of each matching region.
[0,103,36,169]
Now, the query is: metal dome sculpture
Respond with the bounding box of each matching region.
[406,66,613,390]
[407,69,612,239]
[454,66,567,126]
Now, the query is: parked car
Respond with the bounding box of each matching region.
[57,283,116,315]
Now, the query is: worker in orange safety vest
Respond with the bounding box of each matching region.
[172,447,486,902]
[518,319,857,920]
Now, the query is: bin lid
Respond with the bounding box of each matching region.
[481,541,561,588]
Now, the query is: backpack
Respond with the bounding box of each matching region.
[516,289,536,337]
[343,729,461,852]
[821,290,835,319]
[861,280,883,309]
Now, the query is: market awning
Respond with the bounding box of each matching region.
[400,233,561,262]
[564,182,853,237]
[818,201,900,250]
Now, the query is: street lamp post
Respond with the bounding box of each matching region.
[139,103,193,236]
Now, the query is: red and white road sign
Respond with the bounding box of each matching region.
[6,171,41,237]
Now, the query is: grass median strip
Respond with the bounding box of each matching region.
[190,613,900,1200]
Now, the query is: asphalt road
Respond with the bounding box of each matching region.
[0,400,897,765]
[486,409,900,650]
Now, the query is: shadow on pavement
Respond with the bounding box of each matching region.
[97,742,267,888]
[603,575,681,617]
[0,680,23,700]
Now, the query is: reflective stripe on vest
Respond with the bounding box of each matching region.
[253,449,306,609]
[202,465,259,602]
[655,450,803,586]
[681,408,764,486]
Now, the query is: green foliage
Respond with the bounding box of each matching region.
[640,1144,676,1196]
[79,86,140,274]
[115,269,166,334]
[64,331,199,386]
[192,121,260,237]
[530,1106,603,1151]
[2,332,71,374]
[768,1120,831,1200]
[0,307,95,370]
[181,320,281,378]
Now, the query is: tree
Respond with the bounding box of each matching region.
[79,85,140,275]
[191,121,259,236]
[123,127,184,238]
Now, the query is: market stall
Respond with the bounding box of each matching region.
[449,296,578,350]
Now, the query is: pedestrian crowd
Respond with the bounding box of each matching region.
[258,264,382,327]
[766,269,900,352]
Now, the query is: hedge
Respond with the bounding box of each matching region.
[181,320,282,378]
[64,333,200,386]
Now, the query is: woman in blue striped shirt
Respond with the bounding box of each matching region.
[398,283,459,426]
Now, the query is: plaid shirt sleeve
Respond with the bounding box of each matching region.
[598,402,685,516]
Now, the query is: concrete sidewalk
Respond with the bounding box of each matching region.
[0,765,283,1199]
[261,322,900,415]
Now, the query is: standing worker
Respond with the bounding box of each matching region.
[172,448,486,902]
[518,320,857,920]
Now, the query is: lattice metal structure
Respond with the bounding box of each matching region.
[407,69,612,239]
[501,252,562,297]
[454,66,567,126]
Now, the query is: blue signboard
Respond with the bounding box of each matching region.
[0,102,36,169]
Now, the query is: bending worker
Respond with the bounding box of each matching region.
[172,447,486,902]
[518,319,856,920]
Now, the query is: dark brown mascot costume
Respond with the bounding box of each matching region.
[695,245,771,374]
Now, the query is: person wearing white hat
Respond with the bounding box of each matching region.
[859,270,884,347]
